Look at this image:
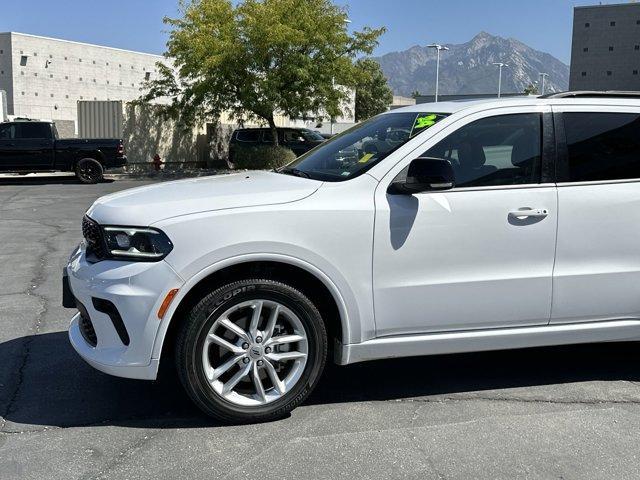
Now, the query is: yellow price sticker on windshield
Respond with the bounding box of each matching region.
[359,153,374,163]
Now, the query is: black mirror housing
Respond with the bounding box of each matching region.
[388,157,455,195]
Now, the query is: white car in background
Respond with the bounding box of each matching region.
[64,92,640,423]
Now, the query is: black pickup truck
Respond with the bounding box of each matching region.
[0,120,127,183]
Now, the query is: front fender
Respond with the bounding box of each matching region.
[150,251,360,361]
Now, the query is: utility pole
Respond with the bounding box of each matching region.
[539,73,549,95]
[427,44,449,102]
[492,62,508,98]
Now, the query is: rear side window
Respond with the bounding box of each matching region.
[17,123,52,139]
[0,123,16,139]
[562,112,640,182]
[235,130,261,142]
[422,113,542,188]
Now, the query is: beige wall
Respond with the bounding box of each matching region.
[1,32,168,125]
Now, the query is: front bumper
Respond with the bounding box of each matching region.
[66,244,183,380]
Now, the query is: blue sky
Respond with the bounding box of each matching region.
[0,0,610,64]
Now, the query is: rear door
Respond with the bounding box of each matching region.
[551,106,640,324]
[13,122,55,169]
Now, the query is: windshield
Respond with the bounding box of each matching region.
[282,112,449,181]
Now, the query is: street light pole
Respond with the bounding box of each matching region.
[427,44,449,102]
[492,62,508,98]
[330,16,352,135]
[539,73,549,95]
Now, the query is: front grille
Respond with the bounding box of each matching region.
[82,215,107,260]
[76,300,98,347]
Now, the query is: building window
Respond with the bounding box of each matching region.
[34,72,38,77]
[21,92,25,95]
[582,72,587,77]
[609,46,614,51]
[80,96,84,100]
[20,71,24,76]
[610,21,616,26]
[585,22,590,27]
[636,45,640,51]
[49,74,53,78]
[65,75,68,80]
[64,56,68,60]
[20,55,28,66]
[50,93,54,98]
[0,70,3,75]
[119,81,122,85]
[637,20,640,25]
[583,47,589,52]
[34,92,38,97]
[92,60,96,64]
[33,52,38,57]
[0,49,3,54]
[106,62,109,66]
[65,95,69,98]
[106,80,110,84]
[634,70,639,75]
[607,71,613,76]
[145,72,151,81]
[94,97,97,100]
[131,65,134,70]
[93,79,96,83]
[119,63,122,68]
[79,58,82,62]
[79,77,83,81]
[49,54,52,59]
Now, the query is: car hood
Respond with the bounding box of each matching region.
[86,171,322,226]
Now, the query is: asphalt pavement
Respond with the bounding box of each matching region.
[1,173,640,479]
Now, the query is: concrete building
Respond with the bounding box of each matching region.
[569,3,640,91]
[0,32,166,136]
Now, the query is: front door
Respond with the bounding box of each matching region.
[373,111,558,336]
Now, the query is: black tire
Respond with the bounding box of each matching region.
[75,158,104,184]
[175,278,327,424]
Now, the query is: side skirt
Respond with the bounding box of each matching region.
[335,320,640,365]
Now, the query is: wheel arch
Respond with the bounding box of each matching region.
[153,255,352,367]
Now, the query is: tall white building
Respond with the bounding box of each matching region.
[0,32,166,135]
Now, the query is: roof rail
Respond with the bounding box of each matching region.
[541,90,640,99]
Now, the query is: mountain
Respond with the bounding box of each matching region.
[374,32,569,97]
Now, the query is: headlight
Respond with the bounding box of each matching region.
[103,226,173,261]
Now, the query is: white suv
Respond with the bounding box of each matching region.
[64,92,640,423]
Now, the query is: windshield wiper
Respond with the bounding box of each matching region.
[279,167,311,179]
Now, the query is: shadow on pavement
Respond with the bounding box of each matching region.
[0,175,114,186]
[2,331,639,429]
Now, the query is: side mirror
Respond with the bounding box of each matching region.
[388,157,455,195]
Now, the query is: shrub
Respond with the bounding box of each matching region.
[232,145,297,170]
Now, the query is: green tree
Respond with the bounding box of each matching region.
[411,90,422,98]
[523,83,539,95]
[354,58,393,121]
[141,0,385,146]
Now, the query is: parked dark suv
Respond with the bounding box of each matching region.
[228,127,325,162]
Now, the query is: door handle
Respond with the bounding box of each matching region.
[509,208,549,219]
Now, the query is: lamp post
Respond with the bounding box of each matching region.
[492,62,508,98]
[427,44,449,102]
[330,16,352,135]
[539,73,549,95]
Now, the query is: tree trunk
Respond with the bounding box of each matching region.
[267,115,279,147]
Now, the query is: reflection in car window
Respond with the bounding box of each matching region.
[283,112,448,181]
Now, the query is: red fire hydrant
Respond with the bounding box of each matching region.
[152,154,163,172]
